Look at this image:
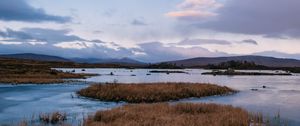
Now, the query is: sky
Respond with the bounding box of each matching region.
[0,0,300,62]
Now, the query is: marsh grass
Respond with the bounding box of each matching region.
[15,112,69,126]
[0,72,95,84]
[0,58,96,84]
[16,108,286,126]
[78,83,235,103]
[84,103,261,126]
[39,112,67,124]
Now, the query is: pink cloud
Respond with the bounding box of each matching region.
[179,0,222,10]
[166,10,217,20]
[166,0,222,20]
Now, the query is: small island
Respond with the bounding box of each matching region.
[202,60,294,75]
[149,70,186,74]
[202,69,292,76]
[77,83,235,103]
[145,63,183,69]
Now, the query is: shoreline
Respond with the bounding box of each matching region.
[0,73,99,85]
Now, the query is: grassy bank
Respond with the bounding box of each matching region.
[0,72,96,84]
[84,103,262,126]
[0,58,97,84]
[78,83,235,103]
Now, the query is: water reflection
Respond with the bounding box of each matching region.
[1,68,300,125]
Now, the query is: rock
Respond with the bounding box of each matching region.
[251,89,259,91]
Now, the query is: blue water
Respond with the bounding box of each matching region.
[0,83,123,125]
[1,68,300,125]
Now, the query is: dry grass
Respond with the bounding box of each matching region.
[78,83,235,103]
[0,58,97,84]
[0,72,96,84]
[0,72,95,84]
[39,112,67,124]
[0,77,65,84]
[16,112,69,126]
[84,103,262,126]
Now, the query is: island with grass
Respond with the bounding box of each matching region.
[77,83,235,103]
[149,70,187,74]
[202,69,292,76]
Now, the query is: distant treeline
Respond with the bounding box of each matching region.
[204,60,269,70]
[203,60,300,73]
[145,63,183,69]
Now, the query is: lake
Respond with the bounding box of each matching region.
[1,68,300,125]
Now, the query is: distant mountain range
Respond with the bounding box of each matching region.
[2,53,300,67]
[71,57,145,65]
[0,53,145,65]
[0,53,71,62]
[166,55,300,67]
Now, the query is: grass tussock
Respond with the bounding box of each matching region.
[39,112,67,124]
[84,103,259,126]
[78,83,235,103]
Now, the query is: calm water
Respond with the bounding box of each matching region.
[1,68,300,125]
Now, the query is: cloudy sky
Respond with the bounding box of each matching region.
[0,0,300,62]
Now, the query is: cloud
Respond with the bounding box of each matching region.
[103,9,116,17]
[0,28,84,43]
[22,28,84,43]
[253,51,300,60]
[137,42,228,62]
[93,30,103,34]
[0,0,70,23]
[0,27,263,62]
[166,0,222,20]
[0,28,34,40]
[190,0,300,38]
[0,40,137,59]
[0,27,140,59]
[166,10,217,20]
[131,19,147,26]
[0,35,229,62]
[241,39,258,45]
[173,38,257,46]
[177,38,231,45]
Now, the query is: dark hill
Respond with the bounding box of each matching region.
[0,53,70,62]
[71,57,145,65]
[166,55,300,67]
